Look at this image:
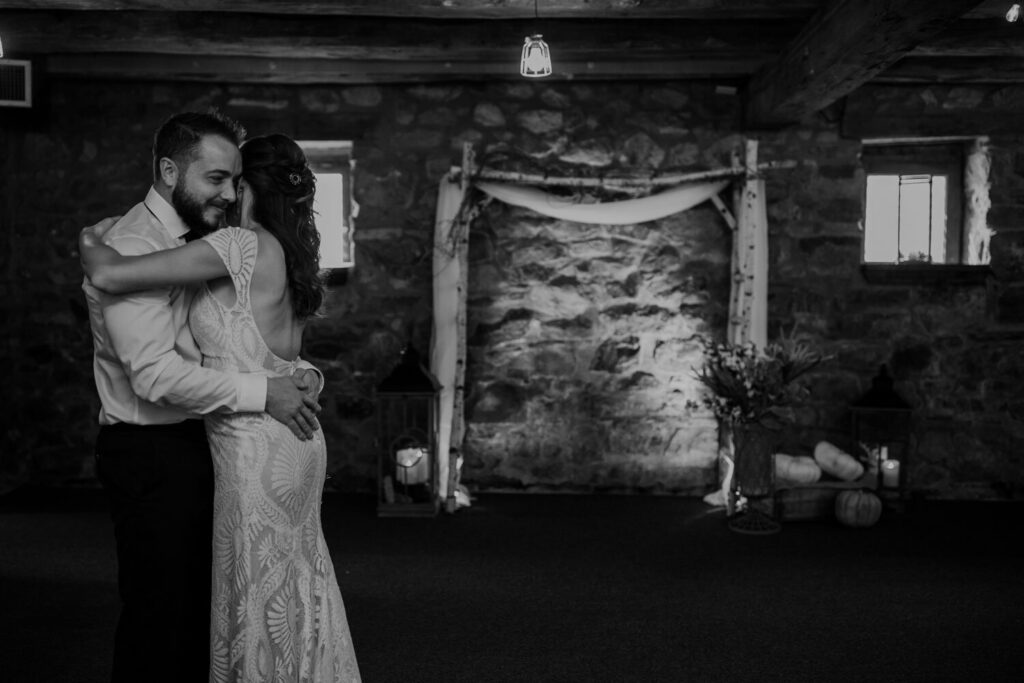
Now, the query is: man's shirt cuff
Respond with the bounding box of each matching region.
[237,374,268,413]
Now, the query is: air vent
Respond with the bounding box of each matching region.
[0,60,32,108]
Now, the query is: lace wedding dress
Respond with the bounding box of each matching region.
[190,227,361,683]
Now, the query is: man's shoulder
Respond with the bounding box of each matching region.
[105,201,174,256]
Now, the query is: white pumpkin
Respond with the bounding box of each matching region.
[813,441,864,481]
[835,489,883,527]
[774,453,822,485]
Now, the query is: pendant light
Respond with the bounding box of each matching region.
[520,0,552,78]
[1008,4,1021,22]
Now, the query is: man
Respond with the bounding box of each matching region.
[81,111,322,683]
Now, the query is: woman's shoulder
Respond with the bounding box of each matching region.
[206,225,255,243]
[216,225,254,238]
[195,227,257,283]
[206,225,267,256]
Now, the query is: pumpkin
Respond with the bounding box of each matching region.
[813,441,864,481]
[835,489,883,528]
[774,453,822,485]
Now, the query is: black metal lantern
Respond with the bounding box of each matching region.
[375,344,442,517]
[850,365,913,504]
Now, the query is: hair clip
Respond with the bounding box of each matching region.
[288,172,302,186]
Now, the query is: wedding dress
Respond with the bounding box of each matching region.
[190,226,361,683]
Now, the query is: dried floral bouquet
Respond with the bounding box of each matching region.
[688,334,826,427]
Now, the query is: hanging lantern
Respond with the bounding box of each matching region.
[520,35,552,78]
[850,365,913,505]
[375,344,442,517]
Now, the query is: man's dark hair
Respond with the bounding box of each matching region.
[152,110,246,183]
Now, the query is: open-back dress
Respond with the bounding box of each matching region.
[189,226,361,683]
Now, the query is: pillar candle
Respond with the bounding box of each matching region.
[882,459,900,488]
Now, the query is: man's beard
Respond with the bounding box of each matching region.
[172,179,228,236]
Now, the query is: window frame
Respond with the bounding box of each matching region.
[861,142,964,265]
[296,140,355,284]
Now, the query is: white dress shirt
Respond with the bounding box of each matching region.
[83,187,268,425]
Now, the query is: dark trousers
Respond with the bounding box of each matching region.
[95,420,213,683]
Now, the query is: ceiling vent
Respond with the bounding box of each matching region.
[0,60,32,108]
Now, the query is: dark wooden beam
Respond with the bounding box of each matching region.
[41,53,760,84]
[842,83,1024,138]
[876,57,1024,84]
[744,0,987,128]
[4,9,1011,62]
[0,1,821,19]
[911,20,1024,58]
[0,11,795,63]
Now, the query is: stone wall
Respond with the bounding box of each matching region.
[764,86,1024,500]
[1,78,1021,498]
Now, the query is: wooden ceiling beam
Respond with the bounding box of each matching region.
[42,53,760,84]
[3,3,1016,88]
[0,11,796,61]
[0,1,821,20]
[910,20,1024,58]
[875,57,1024,84]
[843,83,1024,138]
[744,0,987,128]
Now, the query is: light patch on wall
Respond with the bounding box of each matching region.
[865,174,947,264]
[297,140,355,271]
[312,171,350,269]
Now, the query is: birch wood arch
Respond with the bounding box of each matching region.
[431,140,785,510]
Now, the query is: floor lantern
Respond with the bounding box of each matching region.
[375,344,441,517]
[850,365,913,506]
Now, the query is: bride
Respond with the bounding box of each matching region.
[81,134,361,683]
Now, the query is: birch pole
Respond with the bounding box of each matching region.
[445,142,474,513]
[727,144,745,345]
[727,138,766,348]
[740,139,759,347]
[746,139,768,350]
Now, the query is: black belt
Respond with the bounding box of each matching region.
[102,419,206,436]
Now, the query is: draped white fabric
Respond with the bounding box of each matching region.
[429,177,465,500]
[475,180,730,225]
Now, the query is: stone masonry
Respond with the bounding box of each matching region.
[0,79,1021,499]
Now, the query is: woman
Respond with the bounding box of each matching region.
[81,134,361,683]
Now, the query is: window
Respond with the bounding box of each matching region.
[862,143,965,265]
[297,140,355,272]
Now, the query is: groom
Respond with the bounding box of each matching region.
[82,110,322,683]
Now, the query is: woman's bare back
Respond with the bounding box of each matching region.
[206,225,304,361]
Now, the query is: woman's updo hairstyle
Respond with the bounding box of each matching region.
[241,134,324,320]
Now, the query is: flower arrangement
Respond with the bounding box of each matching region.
[688,333,826,426]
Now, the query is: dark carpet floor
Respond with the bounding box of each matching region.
[1,487,1023,683]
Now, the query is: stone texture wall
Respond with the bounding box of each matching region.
[459,85,741,493]
[762,85,1024,500]
[463,199,727,493]
[1,78,1022,498]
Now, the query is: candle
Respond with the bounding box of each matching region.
[882,459,900,488]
